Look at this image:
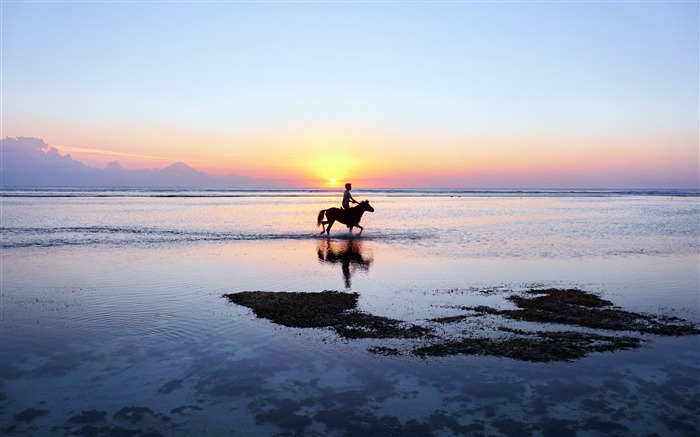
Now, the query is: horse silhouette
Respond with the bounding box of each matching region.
[317,200,375,235]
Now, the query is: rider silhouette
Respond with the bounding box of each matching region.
[342,183,358,211]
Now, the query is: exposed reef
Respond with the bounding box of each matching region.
[224,288,699,362]
[413,329,641,362]
[500,288,699,336]
[226,290,428,339]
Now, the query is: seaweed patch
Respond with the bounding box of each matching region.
[513,288,699,335]
[474,288,700,336]
[225,290,429,339]
[14,407,49,423]
[413,330,641,362]
[224,288,699,362]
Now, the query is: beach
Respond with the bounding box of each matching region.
[1,189,699,435]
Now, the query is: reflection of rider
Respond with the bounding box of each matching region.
[317,238,373,288]
[342,183,358,210]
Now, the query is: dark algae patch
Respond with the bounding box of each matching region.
[224,288,699,362]
[413,330,641,362]
[225,290,428,339]
[501,288,700,336]
[368,346,402,356]
[14,407,49,422]
[69,410,108,424]
[7,406,172,437]
[227,290,357,329]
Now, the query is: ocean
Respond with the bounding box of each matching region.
[1,188,699,435]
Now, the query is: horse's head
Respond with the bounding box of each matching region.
[360,200,374,213]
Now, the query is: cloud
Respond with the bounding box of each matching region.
[1,137,102,186]
[55,145,174,162]
[0,137,297,188]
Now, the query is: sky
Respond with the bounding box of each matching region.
[2,1,698,188]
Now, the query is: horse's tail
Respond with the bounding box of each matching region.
[317,209,327,227]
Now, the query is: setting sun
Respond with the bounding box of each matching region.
[330,177,337,185]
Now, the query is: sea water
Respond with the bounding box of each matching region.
[1,188,699,435]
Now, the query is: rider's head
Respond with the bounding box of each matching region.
[345,183,352,190]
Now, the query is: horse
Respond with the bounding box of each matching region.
[317,200,375,235]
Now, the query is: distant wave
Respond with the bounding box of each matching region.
[0,226,429,249]
[1,187,698,198]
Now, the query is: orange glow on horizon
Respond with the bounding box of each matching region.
[38,129,698,189]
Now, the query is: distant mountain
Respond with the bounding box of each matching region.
[161,162,205,177]
[155,162,212,186]
[0,137,297,188]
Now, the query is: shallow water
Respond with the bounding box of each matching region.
[1,190,699,435]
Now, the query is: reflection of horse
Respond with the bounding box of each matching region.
[317,238,373,288]
[317,200,375,235]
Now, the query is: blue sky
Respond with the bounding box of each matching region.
[2,1,698,188]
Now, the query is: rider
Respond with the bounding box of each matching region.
[342,183,359,211]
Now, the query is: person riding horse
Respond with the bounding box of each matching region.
[317,200,374,235]
[342,183,358,211]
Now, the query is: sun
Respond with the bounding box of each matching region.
[329,177,337,185]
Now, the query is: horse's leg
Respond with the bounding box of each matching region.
[326,220,334,235]
[320,221,327,234]
[356,224,364,234]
